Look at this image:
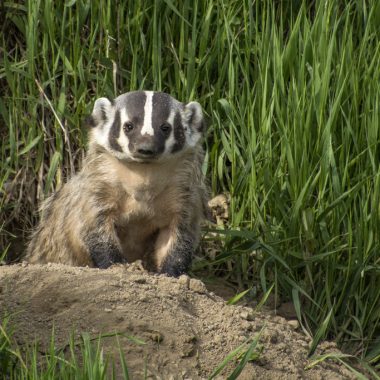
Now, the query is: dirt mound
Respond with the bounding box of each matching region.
[0,263,354,379]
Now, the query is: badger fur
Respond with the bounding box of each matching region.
[26,91,208,276]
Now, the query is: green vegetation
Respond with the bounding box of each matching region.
[0,314,262,379]
[0,314,131,379]
[1,0,379,372]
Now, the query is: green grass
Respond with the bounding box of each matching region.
[1,0,379,370]
[0,314,263,379]
[0,314,132,379]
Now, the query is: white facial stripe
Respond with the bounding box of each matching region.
[119,107,130,126]
[117,107,132,157]
[141,91,154,136]
[167,109,175,126]
[164,110,176,153]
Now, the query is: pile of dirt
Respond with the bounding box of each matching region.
[0,263,354,379]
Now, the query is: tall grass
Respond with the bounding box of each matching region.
[1,0,379,366]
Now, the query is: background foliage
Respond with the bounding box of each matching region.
[1,0,379,367]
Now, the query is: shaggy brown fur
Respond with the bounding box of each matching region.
[26,91,208,276]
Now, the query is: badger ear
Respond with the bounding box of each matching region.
[183,101,205,147]
[86,97,113,128]
[184,101,205,133]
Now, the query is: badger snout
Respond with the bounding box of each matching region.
[137,147,155,156]
[132,140,159,160]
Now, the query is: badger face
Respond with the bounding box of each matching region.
[88,91,204,163]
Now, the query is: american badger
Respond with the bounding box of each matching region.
[26,91,208,276]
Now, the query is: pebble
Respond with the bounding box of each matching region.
[241,321,251,331]
[288,319,299,330]
[178,274,190,288]
[189,278,207,294]
[273,315,286,324]
[240,310,255,321]
[261,329,280,344]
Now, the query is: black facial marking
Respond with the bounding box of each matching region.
[171,112,186,153]
[123,122,135,134]
[152,92,171,127]
[124,91,147,125]
[148,93,173,154]
[122,92,176,159]
[160,123,171,136]
[109,110,123,152]
[152,135,166,156]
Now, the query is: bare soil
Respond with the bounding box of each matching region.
[0,263,355,379]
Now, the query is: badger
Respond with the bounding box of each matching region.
[26,91,208,276]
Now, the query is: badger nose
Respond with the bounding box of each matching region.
[136,142,156,156]
[137,148,155,156]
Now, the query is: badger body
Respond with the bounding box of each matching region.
[26,91,208,276]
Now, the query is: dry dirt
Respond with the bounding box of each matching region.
[0,262,356,379]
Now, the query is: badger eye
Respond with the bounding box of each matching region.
[160,123,171,134]
[123,122,134,133]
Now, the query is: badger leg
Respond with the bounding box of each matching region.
[154,223,198,277]
[83,215,124,269]
[86,237,124,268]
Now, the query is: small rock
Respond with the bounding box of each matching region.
[104,308,112,312]
[261,330,278,344]
[241,321,251,331]
[240,310,255,321]
[178,274,190,288]
[240,311,249,319]
[189,279,207,294]
[21,261,28,268]
[273,315,286,324]
[288,319,299,330]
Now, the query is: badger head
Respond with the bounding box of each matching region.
[87,91,204,162]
